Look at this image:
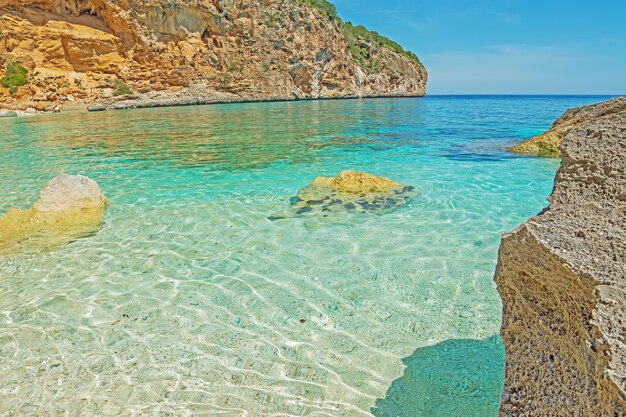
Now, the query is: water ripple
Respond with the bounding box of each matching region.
[0,96,601,415]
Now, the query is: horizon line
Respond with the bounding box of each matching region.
[426,93,624,97]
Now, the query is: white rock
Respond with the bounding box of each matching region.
[0,110,18,117]
[34,174,108,213]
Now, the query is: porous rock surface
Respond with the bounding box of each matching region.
[495,111,626,416]
[0,174,109,253]
[270,170,416,219]
[0,0,427,110]
[510,97,626,157]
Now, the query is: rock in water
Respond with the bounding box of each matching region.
[510,96,626,157]
[495,109,626,415]
[87,103,107,112]
[270,170,416,220]
[0,174,109,253]
[0,110,18,117]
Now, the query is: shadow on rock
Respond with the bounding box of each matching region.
[372,336,505,417]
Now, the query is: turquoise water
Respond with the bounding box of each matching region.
[0,96,613,416]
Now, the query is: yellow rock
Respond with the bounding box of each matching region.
[0,174,108,254]
[270,170,415,220]
[510,97,626,157]
[310,170,405,194]
[0,14,125,74]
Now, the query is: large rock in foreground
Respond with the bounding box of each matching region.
[0,174,109,253]
[510,97,626,157]
[495,111,626,415]
[270,170,416,220]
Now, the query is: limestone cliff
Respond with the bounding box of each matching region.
[495,110,626,415]
[510,97,626,157]
[0,0,427,111]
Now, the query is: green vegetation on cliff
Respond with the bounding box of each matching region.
[113,79,132,96]
[294,0,340,22]
[343,23,422,66]
[1,62,28,92]
[343,22,423,73]
[293,0,422,72]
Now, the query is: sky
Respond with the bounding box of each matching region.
[333,0,626,94]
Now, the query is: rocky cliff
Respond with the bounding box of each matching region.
[0,0,427,111]
[495,110,626,415]
[510,97,626,157]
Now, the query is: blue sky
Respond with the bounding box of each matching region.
[333,0,626,94]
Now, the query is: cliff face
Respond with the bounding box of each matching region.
[0,0,427,110]
[510,97,626,157]
[495,109,626,415]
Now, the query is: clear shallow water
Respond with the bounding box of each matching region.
[0,96,614,416]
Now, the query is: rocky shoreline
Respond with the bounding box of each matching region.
[87,88,426,112]
[495,101,626,415]
[0,0,426,112]
[0,88,426,117]
[0,108,47,117]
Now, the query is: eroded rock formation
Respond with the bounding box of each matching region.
[510,97,626,157]
[269,170,416,219]
[495,110,626,415]
[0,0,427,110]
[0,174,109,253]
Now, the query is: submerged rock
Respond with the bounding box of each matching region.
[495,110,626,415]
[510,96,626,157]
[270,170,416,220]
[0,174,109,253]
